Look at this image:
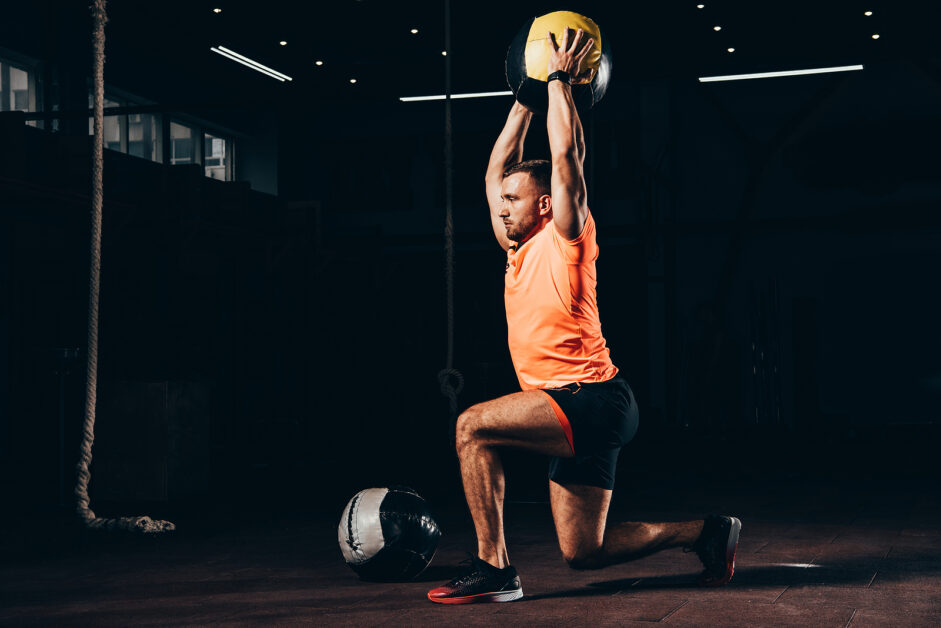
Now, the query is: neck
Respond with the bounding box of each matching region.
[515,218,550,248]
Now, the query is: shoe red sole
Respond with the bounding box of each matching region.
[699,516,742,587]
[427,589,523,604]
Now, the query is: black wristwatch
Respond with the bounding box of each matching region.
[547,70,571,85]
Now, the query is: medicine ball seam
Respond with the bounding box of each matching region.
[379,511,437,526]
[346,493,362,558]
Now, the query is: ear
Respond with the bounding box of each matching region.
[538,194,552,216]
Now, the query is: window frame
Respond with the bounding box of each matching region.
[202,131,234,182]
[80,84,239,181]
[0,47,40,117]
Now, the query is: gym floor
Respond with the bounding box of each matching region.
[2,471,939,626]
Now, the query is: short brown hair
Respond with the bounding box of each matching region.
[503,159,551,196]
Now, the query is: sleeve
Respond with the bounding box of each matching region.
[550,211,598,265]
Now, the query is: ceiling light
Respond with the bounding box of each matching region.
[727,48,735,53]
[697,4,704,8]
[872,33,880,39]
[350,79,357,84]
[315,60,324,66]
[699,64,864,82]
[210,46,293,81]
[441,51,447,56]
[864,11,873,16]
[213,8,222,13]
[280,41,287,46]
[400,90,514,102]
[713,26,722,32]
[411,28,419,34]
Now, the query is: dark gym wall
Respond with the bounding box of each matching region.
[2,1,940,514]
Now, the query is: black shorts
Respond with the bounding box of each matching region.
[540,376,639,490]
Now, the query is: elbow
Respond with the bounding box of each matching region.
[552,147,579,167]
[549,131,578,161]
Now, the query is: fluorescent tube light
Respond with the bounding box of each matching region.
[217,45,292,81]
[699,64,863,83]
[211,46,293,81]
[400,90,514,102]
[212,47,286,81]
[211,47,287,81]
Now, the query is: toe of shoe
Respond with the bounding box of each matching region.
[698,566,734,587]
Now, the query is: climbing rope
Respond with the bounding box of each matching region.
[437,0,463,443]
[74,0,173,534]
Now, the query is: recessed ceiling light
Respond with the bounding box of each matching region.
[411,28,419,34]
[727,47,735,53]
[315,60,324,66]
[713,26,722,31]
[350,78,357,84]
[697,4,705,8]
[213,8,222,13]
[864,11,873,16]
[441,50,447,56]
[872,33,880,39]
[279,41,287,46]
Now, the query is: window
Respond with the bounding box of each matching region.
[88,96,124,153]
[170,122,195,165]
[128,113,158,161]
[0,59,34,113]
[9,66,28,110]
[103,98,122,152]
[82,88,234,179]
[203,133,229,180]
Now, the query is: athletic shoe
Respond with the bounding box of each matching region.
[691,514,742,586]
[427,556,523,604]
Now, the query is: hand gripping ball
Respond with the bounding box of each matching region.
[338,486,441,581]
[506,10,612,113]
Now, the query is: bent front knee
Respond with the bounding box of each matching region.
[455,407,483,455]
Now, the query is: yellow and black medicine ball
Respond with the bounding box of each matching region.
[506,10,612,113]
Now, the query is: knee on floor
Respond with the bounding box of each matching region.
[563,547,606,570]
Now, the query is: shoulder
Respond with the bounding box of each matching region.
[551,210,594,245]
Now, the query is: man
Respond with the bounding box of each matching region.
[428,28,740,605]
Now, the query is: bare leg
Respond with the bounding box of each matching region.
[550,480,704,569]
[456,431,509,568]
[455,391,573,569]
[600,520,704,563]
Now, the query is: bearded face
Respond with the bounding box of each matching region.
[499,172,551,243]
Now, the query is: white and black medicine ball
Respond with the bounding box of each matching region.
[338,486,441,581]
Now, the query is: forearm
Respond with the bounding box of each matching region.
[486,102,533,178]
[547,81,581,162]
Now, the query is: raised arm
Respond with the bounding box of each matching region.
[485,102,533,251]
[546,28,594,241]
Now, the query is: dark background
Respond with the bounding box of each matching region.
[1,0,940,526]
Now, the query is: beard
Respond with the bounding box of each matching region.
[506,217,537,242]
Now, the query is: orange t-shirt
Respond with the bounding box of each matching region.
[504,212,619,390]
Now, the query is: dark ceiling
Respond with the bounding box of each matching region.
[96,1,937,105]
[2,1,938,115]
